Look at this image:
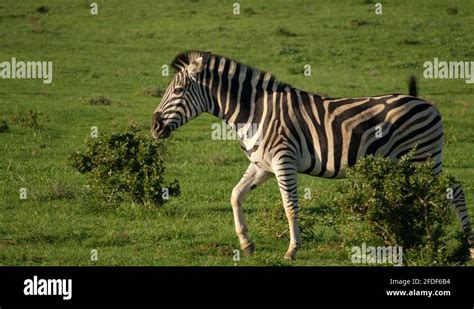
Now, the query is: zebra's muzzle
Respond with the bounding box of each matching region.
[150,112,170,139]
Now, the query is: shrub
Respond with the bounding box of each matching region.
[69,126,179,206]
[336,150,470,265]
[10,110,47,130]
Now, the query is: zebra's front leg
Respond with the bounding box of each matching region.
[231,163,272,256]
[273,159,301,261]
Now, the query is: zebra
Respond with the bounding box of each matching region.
[150,50,473,260]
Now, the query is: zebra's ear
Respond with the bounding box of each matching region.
[171,52,189,71]
[187,52,211,75]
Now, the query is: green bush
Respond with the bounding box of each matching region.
[10,110,47,130]
[336,150,469,265]
[69,126,179,206]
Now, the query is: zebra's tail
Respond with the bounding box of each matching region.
[408,74,417,97]
[449,183,474,257]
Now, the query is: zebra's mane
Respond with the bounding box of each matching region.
[171,50,292,90]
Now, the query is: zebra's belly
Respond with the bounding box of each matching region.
[302,157,354,179]
[301,157,349,179]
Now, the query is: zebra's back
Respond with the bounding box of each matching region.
[280,92,443,178]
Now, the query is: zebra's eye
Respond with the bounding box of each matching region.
[173,87,184,95]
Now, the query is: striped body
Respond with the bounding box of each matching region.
[190,54,443,178]
[151,51,472,260]
[237,92,443,179]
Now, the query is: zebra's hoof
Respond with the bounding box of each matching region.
[284,251,297,261]
[242,242,255,256]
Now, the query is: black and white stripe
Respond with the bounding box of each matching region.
[151,50,473,259]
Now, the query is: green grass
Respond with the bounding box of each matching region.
[1,0,473,266]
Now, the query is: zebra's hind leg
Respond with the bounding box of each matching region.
[231,163,272,256]
[449,183,474,259]
[272,156,301,261]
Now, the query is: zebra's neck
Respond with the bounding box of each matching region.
[203,55,290,128]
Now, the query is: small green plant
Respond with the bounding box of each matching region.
[144,86,162,97]
[89,96,112,105]
[243,7,257,15]
[0,119,9,133]
[69,125,180,206]
[26,15,44,33]
[275,26,297,37]
[348,19,369,27]
[10,110,47,130]
[36,5,49,14]
[446,7,458,15]
[287,66,304,75]
[336,150,470,265]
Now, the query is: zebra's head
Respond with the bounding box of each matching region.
[151,51,211,139]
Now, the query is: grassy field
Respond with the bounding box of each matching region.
[1,0,474,266]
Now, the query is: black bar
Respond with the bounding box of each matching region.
[0,267,473,306]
